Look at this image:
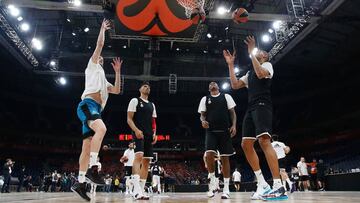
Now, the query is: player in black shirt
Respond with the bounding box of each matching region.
[223,36,287,200]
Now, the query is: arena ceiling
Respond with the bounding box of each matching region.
[0,0,359,137]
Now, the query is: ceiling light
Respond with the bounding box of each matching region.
[20,22,30,32]
[273,20,282,29]
[262,34,270,43]
[31,38,43,51]
[217,6,228,15]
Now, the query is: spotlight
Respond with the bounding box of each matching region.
[84,27,89,32]
[273,20,282,29]
[59,77,67,85]
[123,45,127,49]
[207,33,212,38]
[31,38,43,51]
[73,0,82,7]
[221,82,230,90]
[203,50,208,54]
[72,32,76,36]
[262,34,270,43]
[8,5,20,17]
[20,23,30,32]
[234,67,240,74]
[50,60,56,67]
[252,47,259,55]
[66,18,71,22]
[225,27,229,31]
[17,16,23,21]
[268,28,274,33]
[217,6,228,15]
[218,39,222,43]
[176,48,180,51]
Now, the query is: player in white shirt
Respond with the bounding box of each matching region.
[232,168,241,192]
[297,157,310,191]
[271,138,293,192]
[198,82,237,199]
[90,157,102,195]
[72,19,123,202]
[120,142,135,195]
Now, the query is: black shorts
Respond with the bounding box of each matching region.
[278,158,287,170]
[310,174,318,181]
[124,166,132,177]
[205,130,235,156]
[299,175,309,181]
[242,105,272,139]
[134,134,154,158]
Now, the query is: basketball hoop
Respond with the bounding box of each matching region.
[177,0,206,24]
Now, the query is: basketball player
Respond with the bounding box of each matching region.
[198,81,237,199]
[71,19,122,202]
[232,168,241,192]
[90,157,102,196]
[223,36,287,200]
[271,138,293,192]
[120,142,135,195]
[150,161,162,194]
[127,82,157,200]
[297,157,309,191]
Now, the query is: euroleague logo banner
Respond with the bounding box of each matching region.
[115,0,199,37]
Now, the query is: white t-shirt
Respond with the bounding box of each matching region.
[271,141,286,159]
[197,93,236,113]
[123,148,135,167]
[81,59,113,109]
[232,171,241,182]
[297,161,309,176]
[239,62,274,88]
[127,98,157,118]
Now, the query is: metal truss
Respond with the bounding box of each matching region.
[0,9,39,67]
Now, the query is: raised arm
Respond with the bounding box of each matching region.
[91,19,111,64]
[108,57,123,94]
[223,50,246,89]
[244,36,271,79]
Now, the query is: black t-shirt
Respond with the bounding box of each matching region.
[133,98,154,136]
[205,93,231,130]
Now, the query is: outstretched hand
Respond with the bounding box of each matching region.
[101,19,112,31]
[223,50,236,65]
[244,36,256,55]
[111,57,123,73]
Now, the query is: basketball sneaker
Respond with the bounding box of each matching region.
[251,183,271,200]
[221,192,230,199]
[71,182,91,202]
[207,178,216,198]
[263,186,288,201]
[85,165,105,185]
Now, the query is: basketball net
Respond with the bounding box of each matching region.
[177,0,205,19]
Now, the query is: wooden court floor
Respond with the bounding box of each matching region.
[0,191,359,203]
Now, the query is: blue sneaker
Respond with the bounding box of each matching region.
[263,186,288,201]
[251,184,271,200]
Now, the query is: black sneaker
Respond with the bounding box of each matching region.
[85,166,105,185]
[71,182,91,202]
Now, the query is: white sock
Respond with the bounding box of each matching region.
[78,171,86,183]
[254,170,267,186]
[273,179,282,189]
[223,178,230,193]
[89,152,98,167]
[286,178,292,187]
[132,175,142,195]
[208,172,215,179]
[140,179,146,191]
[282,180,287,188]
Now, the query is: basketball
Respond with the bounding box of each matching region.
[120,156,129,163]
[232,8,249,24]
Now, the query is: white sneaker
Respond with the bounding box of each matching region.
[251,184,271,200]
[221,192,230,199]
[207,190,215,198]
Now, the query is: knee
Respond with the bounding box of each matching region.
[241,141,252,152]
[96,125,107,135]
[258,136,271,148]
